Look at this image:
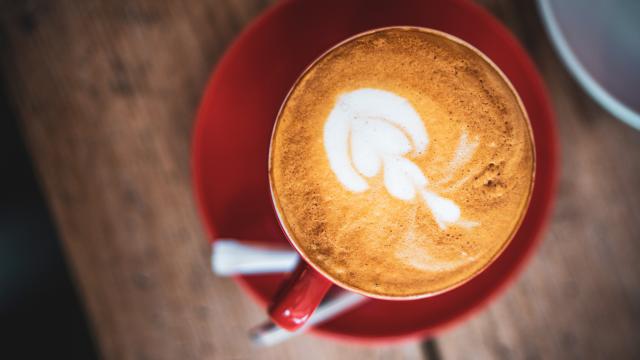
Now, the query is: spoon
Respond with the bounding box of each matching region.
[211,239,368,346]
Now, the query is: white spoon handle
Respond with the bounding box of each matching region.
[250,291,367,346]
[211,240,368,345]
[212,239,299,276]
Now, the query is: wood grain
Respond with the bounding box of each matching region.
[438,1,640,359]
[0,0,423,359]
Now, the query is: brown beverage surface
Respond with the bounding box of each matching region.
[270,28,534,297]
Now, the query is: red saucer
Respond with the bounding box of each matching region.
[192,0,558,344]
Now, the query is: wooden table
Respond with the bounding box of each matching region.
[2,0,639,358]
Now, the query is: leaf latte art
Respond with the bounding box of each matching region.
[323,88,475,229]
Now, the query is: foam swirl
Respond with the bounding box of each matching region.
[323,88,474,229]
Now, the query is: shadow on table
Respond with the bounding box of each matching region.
[0,82,97,359]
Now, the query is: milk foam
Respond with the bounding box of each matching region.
[396,229,476,272]
[324,88,428,193]
[323,88,473,229]
[437,130,479,187]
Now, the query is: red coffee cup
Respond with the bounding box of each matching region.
[266,27,535,331]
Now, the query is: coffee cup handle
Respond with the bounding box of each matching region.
[268,260,332,331]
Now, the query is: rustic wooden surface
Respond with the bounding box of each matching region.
[1,0,638,359]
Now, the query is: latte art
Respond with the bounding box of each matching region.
[323,88,473,229]
[270,28,534,297]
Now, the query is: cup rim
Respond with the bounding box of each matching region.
[267,26,536,301]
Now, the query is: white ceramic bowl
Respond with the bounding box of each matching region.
[538,0,640,129]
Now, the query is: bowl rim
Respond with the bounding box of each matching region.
[537,0,640,130]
